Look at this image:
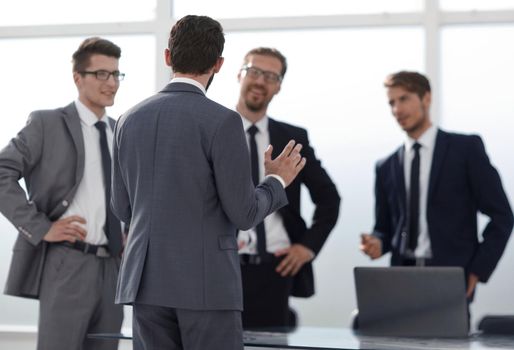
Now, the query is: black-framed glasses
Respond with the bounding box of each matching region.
[80,70,125,82]
[241,65,282,83]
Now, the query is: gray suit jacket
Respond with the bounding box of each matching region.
[0,102,114,298]
[112,82,288,311]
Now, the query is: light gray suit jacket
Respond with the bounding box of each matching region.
[0,103,114,298]
[112,82,288,311]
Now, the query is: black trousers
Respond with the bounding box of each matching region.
[241,257,293,330]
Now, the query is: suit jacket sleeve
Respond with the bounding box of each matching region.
[0,112,52,246]
[212,114,288,230]
[372,161,394,254]
[296,129,340,255]
[466,135,513,282]
[111,118,132,223]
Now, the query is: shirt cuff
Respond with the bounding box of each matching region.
[266,174,286,188]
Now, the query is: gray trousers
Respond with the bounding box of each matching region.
[37,244,123,350]
[133,303,244,350]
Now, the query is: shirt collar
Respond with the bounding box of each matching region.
[74,99,109,127]
[240,114,269,134]
[404,124,437,152]
[170,77,206,95]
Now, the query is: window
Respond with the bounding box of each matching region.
[440,23,514,318]
[0,0,156,26]
[441,0,514,11]
[174,0,422,19]
[441,24,514,186]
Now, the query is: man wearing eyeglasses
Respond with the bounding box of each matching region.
[236,47,341,329]
[0,37,125,350]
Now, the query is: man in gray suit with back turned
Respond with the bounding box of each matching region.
[111,15,306,350]
[0,37,124,350]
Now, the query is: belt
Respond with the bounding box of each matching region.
[402,257,432,267]
[60,241,111,258]
[240,253,277,265]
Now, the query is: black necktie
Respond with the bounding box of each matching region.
[408,142,422,251]
[95,121,122,256]
[247,125,267,256]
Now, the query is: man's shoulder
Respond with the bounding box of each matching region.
[268,117,308,137]
[437,129,484,150]
[118,92,239,130]
[26,103,75,126]
[376,146,402,169]
[29,103,70,118]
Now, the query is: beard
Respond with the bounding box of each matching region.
[245,98,267,112]
[243,84,270,112]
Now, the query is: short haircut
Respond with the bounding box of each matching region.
[243,47,287,78]
[168,15,225,75]
[384,71,431,99]
[72,37,121,73]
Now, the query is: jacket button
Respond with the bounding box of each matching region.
[62,200,69,207]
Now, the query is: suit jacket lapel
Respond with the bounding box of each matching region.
[268,118,287,159]
[428,129,449,203]
[62,102,85,186]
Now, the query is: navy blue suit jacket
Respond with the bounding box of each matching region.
[268,118,340,297]
[373,129,513,282]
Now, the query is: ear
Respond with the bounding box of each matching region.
[73,71,81,86]
[164,48,172,67]
[213,57,224,73]
[422,91,432,108]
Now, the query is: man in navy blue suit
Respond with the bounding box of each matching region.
[360,71,513,299]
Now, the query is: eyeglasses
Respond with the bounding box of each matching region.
[80,70,125,82]
[241,65,282,83]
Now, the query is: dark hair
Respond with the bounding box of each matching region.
[168,15,225,75]
[72,37,121,73]
[384,71,431,99]
[243,47,287,78]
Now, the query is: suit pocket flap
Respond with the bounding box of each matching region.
[218,235,237,250]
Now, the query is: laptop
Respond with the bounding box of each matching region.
[354,266,469,337]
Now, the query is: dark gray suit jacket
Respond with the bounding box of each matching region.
[0,102,115,298]
[112,82,288,311]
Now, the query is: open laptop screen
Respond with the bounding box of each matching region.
[354,266,469,337]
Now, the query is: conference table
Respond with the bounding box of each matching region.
[90,326,514,349]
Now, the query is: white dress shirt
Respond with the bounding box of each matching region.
[169,77,206,94]
[404,124,438,258]
[237,116,291,254]
[59,99,114,245]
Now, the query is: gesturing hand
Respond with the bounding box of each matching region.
[264,140,306,187]
[43,215,87,243]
